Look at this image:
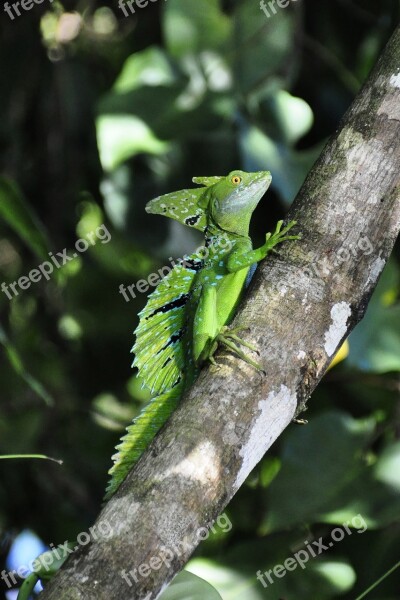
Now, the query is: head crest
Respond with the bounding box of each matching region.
[145,176,223,231]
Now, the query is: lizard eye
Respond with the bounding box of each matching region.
[231,175,242,185]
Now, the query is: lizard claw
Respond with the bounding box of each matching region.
[208,355,220,368]
[217,330,264,372]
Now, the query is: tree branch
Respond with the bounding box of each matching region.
[41,24,400,600]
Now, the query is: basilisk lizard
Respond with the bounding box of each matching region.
[104,170,298,500]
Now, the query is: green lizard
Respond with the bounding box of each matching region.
[104,170,298,500]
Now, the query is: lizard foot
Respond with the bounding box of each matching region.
[217,327,265,373]
[265,220,301,252]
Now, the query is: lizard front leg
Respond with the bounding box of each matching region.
[227,220,299,273]
[215,220,300,370]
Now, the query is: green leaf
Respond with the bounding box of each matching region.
[264,89,314,146]
[259,456,281,488]
[97,47,233,146]
[163,0,231,58]
[187,548,356,600]
[113,46,177,92]
[240,123,324,203]
[348,259,400,372]
[374,441,400,492]
[0,177,51,262]
[96,115,169,172]
[261,411,375,532]
[232,4,295,94]
[0,322,53,406]
[160,570,222,600]
[261,410,400,531]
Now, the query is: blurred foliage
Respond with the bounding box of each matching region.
[0,0,399,599]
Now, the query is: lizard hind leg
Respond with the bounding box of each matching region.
[214,327,265,372]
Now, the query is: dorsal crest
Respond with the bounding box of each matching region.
[133,254,202,396]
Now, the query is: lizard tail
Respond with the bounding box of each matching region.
[104,382,183,501]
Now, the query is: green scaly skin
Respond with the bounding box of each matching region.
[104,170,299,501]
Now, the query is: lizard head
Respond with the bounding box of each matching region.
[206,170,272,236]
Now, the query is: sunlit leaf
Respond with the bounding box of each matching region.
[348,260,400,372]
[373,441,400,493]
[96,115,169,171]
[113,46,177,92]
[240,123,323,203]
[265,90,314,145]
[187,551,356,600]
[160,570,222,600]
[91,393,136,431]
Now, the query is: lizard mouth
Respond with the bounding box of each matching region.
[250,170,272,189]
[234,171,272,208]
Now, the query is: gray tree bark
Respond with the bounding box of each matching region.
[41,24,400,600]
